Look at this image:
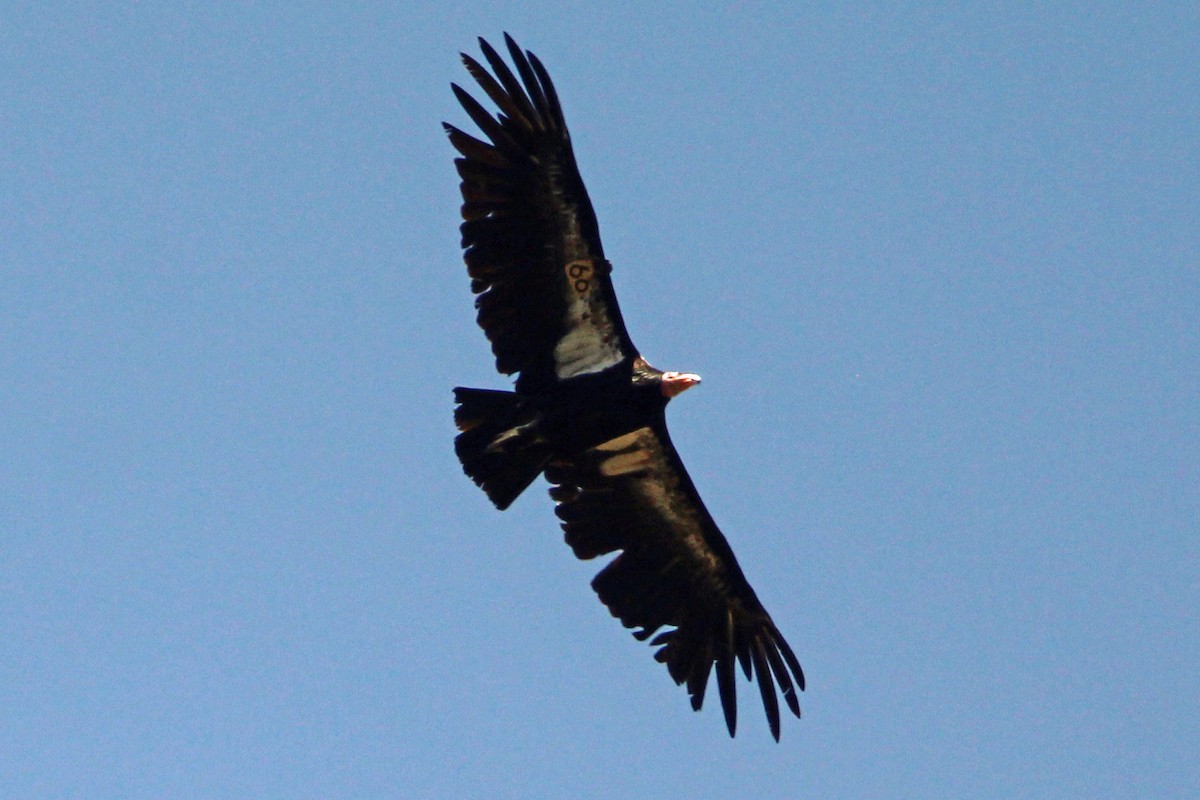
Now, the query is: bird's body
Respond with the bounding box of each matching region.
[448,34,804,740]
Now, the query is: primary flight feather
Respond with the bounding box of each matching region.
[448,34,804,740]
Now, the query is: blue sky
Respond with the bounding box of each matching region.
[2,3,1197,798]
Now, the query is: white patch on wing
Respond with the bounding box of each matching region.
[595,429,653,477]
[554,323,624,378]
[594,430,643,452]
[599,448,654,477]
[553,259,625,379]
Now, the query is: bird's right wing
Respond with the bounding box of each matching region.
[446,35,641,394]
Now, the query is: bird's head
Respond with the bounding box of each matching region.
[660,371,702,399]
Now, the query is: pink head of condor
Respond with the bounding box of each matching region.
[660,371,702,399]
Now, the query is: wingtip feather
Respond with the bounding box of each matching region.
[751,638,782,741]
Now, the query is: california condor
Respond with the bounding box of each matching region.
[447,34,805,740]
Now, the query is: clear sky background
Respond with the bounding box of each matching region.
[2,3,1197,798]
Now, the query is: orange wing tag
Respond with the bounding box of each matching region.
[565,259,595,296]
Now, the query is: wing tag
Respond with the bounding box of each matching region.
[564,259,609,297]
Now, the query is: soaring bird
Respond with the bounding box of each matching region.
[448,34,804,740]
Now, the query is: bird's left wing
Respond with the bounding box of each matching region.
[546,421,805,740]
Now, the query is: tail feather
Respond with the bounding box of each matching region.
[454,387,551,509]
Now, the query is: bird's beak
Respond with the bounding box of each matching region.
[661,372,702,398]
